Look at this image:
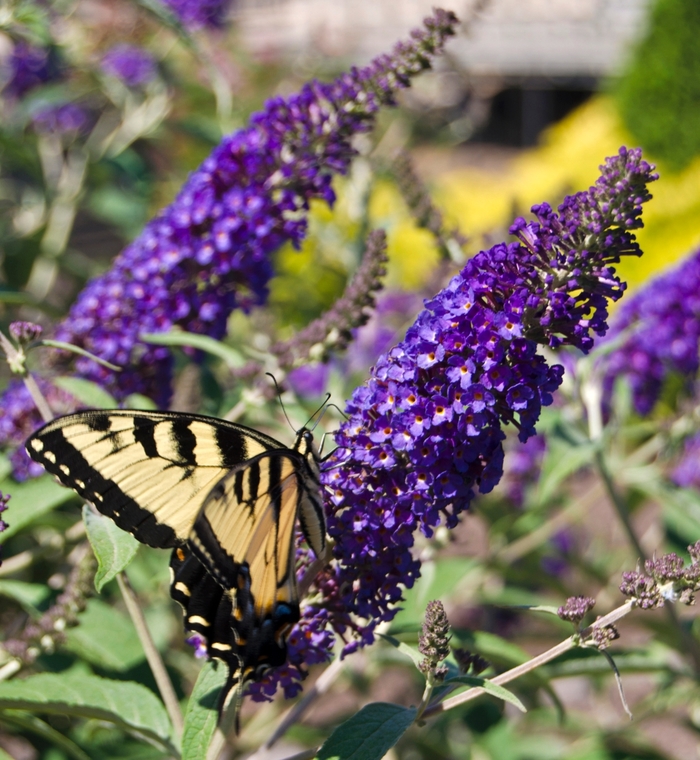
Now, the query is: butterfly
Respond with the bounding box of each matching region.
[25,409,327,716]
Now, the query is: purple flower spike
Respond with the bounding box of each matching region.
[42,10,457,408]
[0,10,458,471]
[249,148,657,700]
[101,45,157,88]
[601,245,700,416]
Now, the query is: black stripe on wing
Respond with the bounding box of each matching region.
[170,545,298,715]
[27,422,179,548]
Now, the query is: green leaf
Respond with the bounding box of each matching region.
[378,634,423,670]
[63,599,146,671]
[0,475,76,540]
[0,580,51,613]
[83,506,139,592]
[454,631,530,669]
[0,454,12,482]
[140,330,245,368]
[509,605,561,616]
[181,661,227,760]
[536,437,599,505]
[649,483,700,544]
[123,393,158,410]
[53,377,117,410]
[444,676,527,713]
[0,710,92,760]
[34,340,121,371]
[315,702,416,760]
[0,672,176,754]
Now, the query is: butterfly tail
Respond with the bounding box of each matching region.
[217,669,245,735]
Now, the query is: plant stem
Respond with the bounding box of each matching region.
[423,599,636,717]
[117,572,184,738]
[594,450,700,675]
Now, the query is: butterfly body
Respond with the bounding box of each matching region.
[26,410,327,715]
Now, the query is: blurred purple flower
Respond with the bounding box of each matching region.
[672,433,700,490]
[0,380,79,481]
[0,10,459,469]
[101,45,156,87]
[249,147,658,699]
[502,433,546,507]
[344,291,423,376]
[3,41,59,98]
[32,102,89,135]
[160,0,234,29]
[601,246,700,415]
[287,363,330,398]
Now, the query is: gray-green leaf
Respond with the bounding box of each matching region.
[444,676,526,712]
[63,599,146,671]
[0,672,176,754]
[315,702,417,760]
[0,475,76,540]
[83,505,139,591]
[181,661,227,760]
[53,377,117,409]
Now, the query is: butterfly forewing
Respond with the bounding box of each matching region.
[26,410,282,548]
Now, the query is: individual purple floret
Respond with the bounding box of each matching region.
[601,246,700,416]
[101,45,157,87]
[3,41,59,98]
[32,102,89,135]
[247,147,658,700]
[185,633,208,659]
[38,9,459,409]
[159,0,234,29]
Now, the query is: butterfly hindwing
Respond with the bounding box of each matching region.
[25,410,282,548]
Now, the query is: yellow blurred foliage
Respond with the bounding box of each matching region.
[281,95,700,307]
[386,96,700,293]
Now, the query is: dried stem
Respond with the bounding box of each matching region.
[117,573,184,737]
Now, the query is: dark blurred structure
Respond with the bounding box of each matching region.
[234,0,653,147]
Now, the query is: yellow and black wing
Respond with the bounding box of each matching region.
[25,409,284,548]
[25,409,328,717]
[170,435,326,712]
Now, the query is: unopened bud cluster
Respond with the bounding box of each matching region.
[620,542,700,608]
[557,596,596,624]
[418,600,452,681]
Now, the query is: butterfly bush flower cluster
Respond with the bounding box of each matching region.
[248,147,659,701]
[101,45,157,88]
[601,245,700,416]
[0,10,459,476]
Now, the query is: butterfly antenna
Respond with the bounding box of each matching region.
[308,392,332,433]
[327,402,349,421]
[265,372,295,433]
